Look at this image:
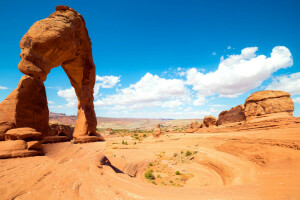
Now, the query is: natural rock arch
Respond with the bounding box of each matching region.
[0,6,102,158]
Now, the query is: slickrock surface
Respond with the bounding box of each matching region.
[0,125,299,199]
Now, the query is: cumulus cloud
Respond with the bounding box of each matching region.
[186,46,293,97]
[48,101,55,105]
[57,75,120,107]
[57,87,77,107]
[0,86,8,89]
[94,73,189,109]
[266,72,300,95]
[293,97,300,104]
[96,75,120,88]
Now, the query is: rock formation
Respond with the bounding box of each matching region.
[0,5,103,158]
[217,105,246,125]
[186,121,201,133]
[203,116,217,127]
[244,90,294,120]
[43,124,74,143]
[153,124,163,137]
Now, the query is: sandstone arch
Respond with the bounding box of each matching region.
[0,6,102,158]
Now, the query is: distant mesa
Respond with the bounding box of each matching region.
[0,5,103,159]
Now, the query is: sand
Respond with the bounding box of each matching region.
[0,127,299,200]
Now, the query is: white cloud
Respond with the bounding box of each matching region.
[186,46,293,97]
[293,97,300,104]
[96,75,120,88]
[57,75,121,107]
[227,46,232,50]
[48,100,55,105]
[94,73,189,109]
[212,52,216,56]
[266,72,300,95]
[57,87,77,107]
[0,86,8,89]
[193,95,207,106]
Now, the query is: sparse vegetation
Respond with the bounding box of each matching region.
[144,170,155,180]
[175,171,181,175]
[185,150,192,157]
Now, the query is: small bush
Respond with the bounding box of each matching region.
[157,174,161,178]
[149,162,153,166]
[122,141,128,145]
[144,170,155,180]
[185,150,192,157]
[133,133,138,136]
[143,134,147,138]
[175,171,181,175]
[173,153,178,157]
[170,180,173,183]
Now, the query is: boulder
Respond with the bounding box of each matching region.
[5,128,43,141]
[186,122,201,133]
[244,90,294,120]
[153,124,163,137]
[27,141,42,150]
[0,140,27,151]
[203,116,217,127]
[217,105,246,125]
[48,124,74,138]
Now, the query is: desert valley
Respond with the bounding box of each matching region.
[0,3,300,200]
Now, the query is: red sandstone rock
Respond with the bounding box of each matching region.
[203,116,217,127]
[0,140,27,151]
[186,122,201,133]
[153,124,163,137]
[0,76,48,139]
[48,124,74,138]
[27,141,42,151]
[5,128,43,141]
[244,90,294,120]
[217,105,246,125]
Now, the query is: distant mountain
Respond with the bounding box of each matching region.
[49,112,202,130]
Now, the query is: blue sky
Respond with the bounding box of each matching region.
[0,0,300,118]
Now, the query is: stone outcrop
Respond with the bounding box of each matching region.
[217,105,246,125]
[186,122,201,133]
[244,90,294,120]
[43,124,74,143]
[0,5,103,158]
[0,76,48,140]
[203,116,217,127]
[153,124,163,137]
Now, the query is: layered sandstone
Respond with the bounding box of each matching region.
[244,90,294,120]
[217,105,246,125]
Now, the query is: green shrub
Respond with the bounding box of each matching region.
[175,171,181,175]
[149,162,153,166]
[185,150,192,157]
[144,170,155,180]
[173,153,178,157]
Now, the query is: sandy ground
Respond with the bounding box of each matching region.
[0,127,299,200]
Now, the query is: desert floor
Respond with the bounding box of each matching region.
[0,127,299,200]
